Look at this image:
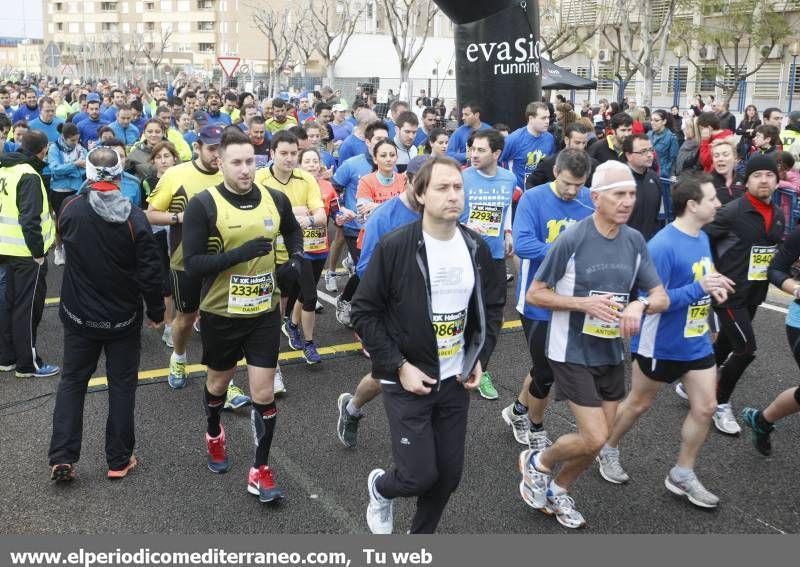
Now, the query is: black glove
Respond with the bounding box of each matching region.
[234,237,272,263]
[276,254,303,288]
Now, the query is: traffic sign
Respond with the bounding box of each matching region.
[217,56,240,77]
[44,41,61,68]
[239,64,250,75]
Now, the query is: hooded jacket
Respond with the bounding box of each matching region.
[47,136,87,192]
[0,151,49,258]
[57,188,165,338]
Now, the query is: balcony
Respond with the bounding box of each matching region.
[198,42,215,52]
[197,0,213,9]
[197,22,214,31]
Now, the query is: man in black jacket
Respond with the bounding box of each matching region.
[588,112,632,165]
[624,134,663,240]
[677,154,784,435]
[352,156,504,534]
[48,147,165,482]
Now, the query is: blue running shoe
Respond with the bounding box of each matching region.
[224,383,252,410]
[303,341,322,364]
[741,407,773,456]
[282,318,303,350]
[16,364,60,379]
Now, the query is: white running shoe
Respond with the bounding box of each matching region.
[366,469,393,534]
[501,404,531,446]
[664,471,720,508]
[53,246,66,266]
[596,452,630,484]
[342,254,355,276]
[518,449,551,512]
[713,403,741,435]
[336,295,352,327]
[161,326,173,348]
[273,366,286,395]
[324,270,338,292]
[675,382,689,401]
[547,490,587,529]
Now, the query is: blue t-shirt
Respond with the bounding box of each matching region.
[184,131,199,147]
[206,111,232,126]
[28,117,64,142]
[70,111,89,125]
[76,117,110,147]
[297,110,315,124]
[632,223,715,361]
[356,196,420,278]
[102,106,120,122]
[787,301,800,328]
[513,182,594,320]
[321,150,336,171]
[500,126,556,189]
[460,167,517,260]
[338,134,368,165]
[446,122,492,164]
[109,122,140,146]
[12,104,39,123]
[414,128,430,154]
[332,154,374,236]
[331,121,353,142]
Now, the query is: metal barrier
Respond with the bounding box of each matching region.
[659,177,675,224]
[773,188,800,237]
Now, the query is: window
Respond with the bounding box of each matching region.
[144,1,154,8]
[48,23,54,33]
[56,22,64,31]
[101,2,116,11]
[198,21,214,31]
[122,1,129,12]
[68,1,78,13]
[198,0,213,8]
[145,22,155,31]
[178,22,190,32]
[160,0,172,9]
[122,22,130,32]
[754,62,781,98]
[597,65,614,92]
[85,22,96,33]
[198,42,215,52]
[722,65,746,92]
[101,22,118,32]
[697,66,716,92]
[667,66,688,93]
[177,0,190,9]
[787,63,800,97]
[576,67,589,79]
[55,2,63,11]
[68,22,79,33]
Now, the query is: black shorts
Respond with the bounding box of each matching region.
[550,360,625,407]
[521,316,553,399]
[633,353,716,384]
[153,231,171,297]
[169,268,202,313]
[200,308,281,371]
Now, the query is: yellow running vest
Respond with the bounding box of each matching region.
[200,185,283,317]
[0,163,55,257]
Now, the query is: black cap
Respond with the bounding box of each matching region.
[744,154,779,182]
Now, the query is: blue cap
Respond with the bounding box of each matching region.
[199,124,223,145]
[87,93,101,103]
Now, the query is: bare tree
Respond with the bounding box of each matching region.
[142,27,174,82]
[252,5,298,97]
[674,0,792,105]
[305,0,366,84]
[601,25,641,104]
[379,0,438,84]
[539,0,608,63]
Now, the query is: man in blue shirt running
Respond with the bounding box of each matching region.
[500,101,556,190]
[601,172,733,509]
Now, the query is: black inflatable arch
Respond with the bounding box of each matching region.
[433,0,542,130]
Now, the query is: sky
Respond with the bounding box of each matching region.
[0,1,44,39]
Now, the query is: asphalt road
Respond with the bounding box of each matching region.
[1,264,798,535]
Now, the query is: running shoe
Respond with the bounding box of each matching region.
[335,295,352,327]
[675,382,689,401]
[324,270,338,292]
[501,404,531,445]
[478,372,499,400]
[193,318,201,333]
[274,366,286,395]
[366,469,393,534]
[224,383,252,410]
[303,341,322,365]
[282,318,303,350]
[528,429,552,452]
[342,254,355,276]
[0,363,16,372]
[50,463,76,482]
[167,353,187,389]
[337,393,362,448]
[107,455,137,479]
[664,471,719,508]
[547,489,587,528]
[518,449,551,512]
[597,452,630,484]
[315,300,324,313]
[506,270,513,283]
[206,426,230,473]
[741,407,774,456]
[713,403,741,435]
[161,326,173,348]
[53,246,66,266]
[16,364,60,379]
[247,465,285,503]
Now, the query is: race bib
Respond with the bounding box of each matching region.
[747,245,776,281]
[432,310,466,360]
[468,204,503,237]
[303,227,327,253]
[227,273,274,315]
[684,296,711,338]
[582,291,628,339]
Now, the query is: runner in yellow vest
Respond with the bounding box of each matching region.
[0,130,59,378]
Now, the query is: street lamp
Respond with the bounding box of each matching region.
[585,46,596,103]
[673,45,685,108]
[789,41,800,113]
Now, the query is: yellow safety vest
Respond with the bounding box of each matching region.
[199,184,283,317]
[780,129,799,149]
[0,163,55,257]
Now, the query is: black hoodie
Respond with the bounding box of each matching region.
[0,151,48,258]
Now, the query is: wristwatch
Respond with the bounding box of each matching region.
[171,213,179,225]
[636,297,650,309]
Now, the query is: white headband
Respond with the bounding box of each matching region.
[86,147,124,182]
[590,179,636,193]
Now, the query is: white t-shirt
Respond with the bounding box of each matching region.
[423,229,475,380]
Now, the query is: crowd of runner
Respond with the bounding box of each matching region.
[1,75,799,532]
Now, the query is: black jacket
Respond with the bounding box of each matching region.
[704,195,785,309]
[525,151,598,189]
[588,138,624,165]
[0,151,49,258]
[57,191,165,339]
[351,221,503,385]
[768,225,800,292]
[711,170,745,205]
[718,111,737,133]
[627,167,663,241]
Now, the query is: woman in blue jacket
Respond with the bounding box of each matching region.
[47,122,87,265]
[648,109,679,178]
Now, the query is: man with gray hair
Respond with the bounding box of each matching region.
[518,160,669,528]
